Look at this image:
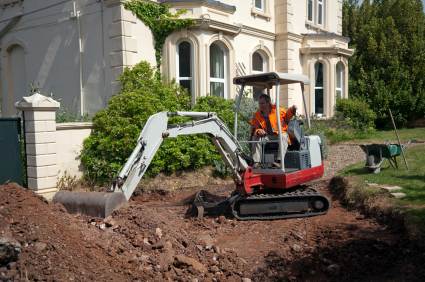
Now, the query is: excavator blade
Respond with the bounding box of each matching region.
[53,191,127,218]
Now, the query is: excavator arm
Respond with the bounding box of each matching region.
[112,111,249,201]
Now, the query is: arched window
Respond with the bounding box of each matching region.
[177,41,192,94]
[335,62,344,100]
[252,51,269,100]
[210,42,227,98]
[314,62,324,115]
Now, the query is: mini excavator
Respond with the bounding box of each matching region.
[54,72,330,220]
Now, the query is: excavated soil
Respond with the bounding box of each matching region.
[1,144,425,281]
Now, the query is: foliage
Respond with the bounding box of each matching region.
[80,61,191,184]
[124,0,195,72]
[80,61,240,184]
[56,108,91,123]
[342,0,425,128]
[335,98,376,130]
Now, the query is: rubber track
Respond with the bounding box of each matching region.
[231,188,330,221]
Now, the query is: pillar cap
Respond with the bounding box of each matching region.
[15,92,60,111]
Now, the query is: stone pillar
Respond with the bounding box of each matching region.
[15,93,60,200]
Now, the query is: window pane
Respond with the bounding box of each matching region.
[336,62,343,88]
[252,52,263,72]
[178,42,191,78]
[318,3,323,25]
[255,0,263,9]
[210,82,224,97]
[315,89,324,114]
[308,0,313,21]
[315,63,323,87]
[179,79,191,94]
[210,43,224,78]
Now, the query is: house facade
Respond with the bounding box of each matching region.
[0,0,353,117]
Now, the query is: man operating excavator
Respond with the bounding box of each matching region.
[250,93,297,167]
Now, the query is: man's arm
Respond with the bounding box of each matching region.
[285,105,297,121]
[250,115,266,137]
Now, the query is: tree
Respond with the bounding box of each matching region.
[343,0,425,128]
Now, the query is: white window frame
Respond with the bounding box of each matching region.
[314,62,325,116]
[306,0,325,27]
[317,0,324,26]
[335,62,344,100]
[176,41,193,95]
[252,51,268,74]
[209,42,228,98]
[254,0,265,12]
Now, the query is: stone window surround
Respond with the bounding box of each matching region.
[251,0,271,21]
[305,0,327,30]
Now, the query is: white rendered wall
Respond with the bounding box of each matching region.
[0,0,122,116]
[56,123,92,179]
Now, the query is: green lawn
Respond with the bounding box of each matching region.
[341,144,425,235]
[350,128,425,144]
[308,120,425,144]
[342,144,425,204]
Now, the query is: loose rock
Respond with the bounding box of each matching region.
[174,255,207,273]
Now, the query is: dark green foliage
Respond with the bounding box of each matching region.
[80,62,239,184]
[124,0,195,72]
[80,61,191,184]
[335,98,377,130]
[343,0,425,128]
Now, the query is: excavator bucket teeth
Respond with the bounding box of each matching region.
[53,191,127,218]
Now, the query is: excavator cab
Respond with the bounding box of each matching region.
[233,72,314,173]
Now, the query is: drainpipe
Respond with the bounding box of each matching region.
[71,1,84,116]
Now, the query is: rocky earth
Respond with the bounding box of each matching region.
[1,144,424,281]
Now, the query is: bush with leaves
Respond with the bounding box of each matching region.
[80,61,242,184]
[81,61,190,184]
[335,98,376,131]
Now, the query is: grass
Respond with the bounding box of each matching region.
[307,118,425,144]
[340,144,425,240]
[349,128,425,144]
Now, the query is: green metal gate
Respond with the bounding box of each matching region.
[0,117,24,185]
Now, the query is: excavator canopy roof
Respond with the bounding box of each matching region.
[233,72,310,88]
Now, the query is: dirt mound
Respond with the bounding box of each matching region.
[0,184,143,281]
[2,142,425,282]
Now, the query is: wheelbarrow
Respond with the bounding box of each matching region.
[359,143,406,173]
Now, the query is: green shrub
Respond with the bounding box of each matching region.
[335,98,376,131]
[80,61,191,184]
[80,61,241,185]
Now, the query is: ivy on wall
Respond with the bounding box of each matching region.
[124,0,195,73]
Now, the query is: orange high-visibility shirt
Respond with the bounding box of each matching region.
[250,105,294,137]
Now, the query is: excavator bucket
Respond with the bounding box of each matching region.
[53,191,127,218]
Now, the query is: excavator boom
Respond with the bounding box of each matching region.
[54,111,249,217]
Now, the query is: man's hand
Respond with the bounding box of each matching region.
[255,129,267,137]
